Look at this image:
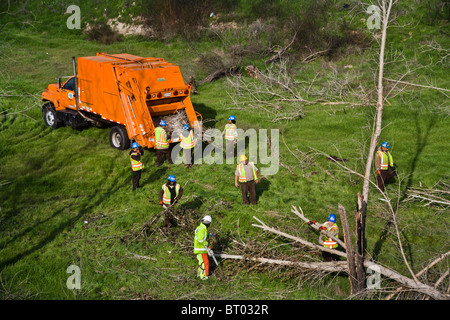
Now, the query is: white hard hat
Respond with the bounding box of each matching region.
[202,215,212,224]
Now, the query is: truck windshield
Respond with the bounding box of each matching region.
[63,77,75,91]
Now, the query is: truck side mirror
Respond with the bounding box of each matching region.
[58,78,62,89]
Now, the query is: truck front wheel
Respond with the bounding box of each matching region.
[109,125,130,150]
[43,103,62,129]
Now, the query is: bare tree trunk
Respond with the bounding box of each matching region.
[357,0,396,294]
[355,193,367,292]
[338,204,359,294]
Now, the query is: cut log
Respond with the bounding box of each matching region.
[198,66,240,86]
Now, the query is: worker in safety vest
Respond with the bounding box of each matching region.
[155,120,173,166]
[179,124,196,168]
[129,142,144,191]
[158,175,183,227]
[223,115,238,159]
[235,155,259,205]
[194,215,213,280]
[374,141,395,192]
[317,214,340,262]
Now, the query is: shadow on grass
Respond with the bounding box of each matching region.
[256,177,271,203]
[371,112,437,263]
[0,146,127,270]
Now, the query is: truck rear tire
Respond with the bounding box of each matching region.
[109,125,130,150]
[43,103,62,129]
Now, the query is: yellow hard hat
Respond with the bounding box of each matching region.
[239,155,248,162]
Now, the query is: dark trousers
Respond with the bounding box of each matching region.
[156,148,172,165]
[241,180,257,205]
[376,167,394,191]
[322,251,341,262]
[132,170,142,191]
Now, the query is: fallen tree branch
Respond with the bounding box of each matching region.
[214,253,348,273]
[252,215,347,258]
[248,210,449,300]
[265,31,297,64]
[290,205,346,250]
[198,66,240,86]
[384,78,450,93]
[302,49,330,63]
[403,186,450,207]
[385,250,450,300]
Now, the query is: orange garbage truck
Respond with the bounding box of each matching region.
[41,52,202,149]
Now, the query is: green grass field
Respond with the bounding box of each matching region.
[0,1,449,300]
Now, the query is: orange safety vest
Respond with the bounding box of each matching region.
[130,152,143,171]
[377,150,394,170]
[237,162,257,183]
[161,183,180,205]
[180,130,195,149]
[322,222,339,249]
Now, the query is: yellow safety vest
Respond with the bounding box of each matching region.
[237,162,257,183]
[224,123,237,140]
[161,183,180,205]
[155,126,169,148]
[377,150,394,170]
[180,130,195,149]
[323,222,339,249]
[194,223,208,254]
[130,152,143,171]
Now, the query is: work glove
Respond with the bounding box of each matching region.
[318,226,327,231]
[209,233,214,238]
[307,220,316,225]
[377,170,381,176]
[159,201,163,206]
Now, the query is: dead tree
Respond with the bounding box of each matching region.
[352,0,398,294]
[227,205,449,300]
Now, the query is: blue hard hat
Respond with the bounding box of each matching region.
[183,124,190,130]
[381,141,390,149]
[168,175,176,182]
[228,115,235,121]
[132,142,140,149]
[160,120,167,126]
[328,214,337,223]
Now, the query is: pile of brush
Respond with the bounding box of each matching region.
[158,109,215,142]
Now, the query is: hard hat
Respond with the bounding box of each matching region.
[328,214,337,223]
[168,175,176,182]
[132,142,140,149]
[160,120,167,126]
[182,124,190,130]
[202,215,212,224]
[228,115,235,121]
[239,155,248,162]
[381,141,390,149]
